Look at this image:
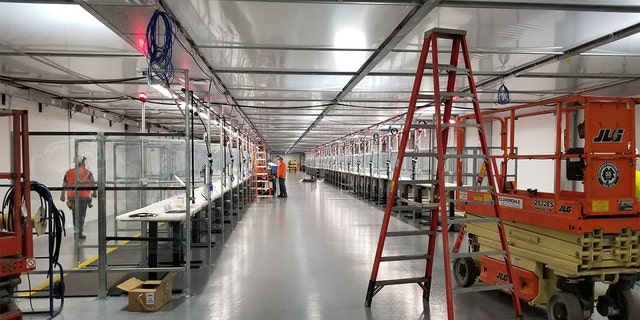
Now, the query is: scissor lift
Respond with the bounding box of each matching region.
[454,96,640,320]
[0,110,35,320]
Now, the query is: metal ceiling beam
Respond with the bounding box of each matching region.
[286,0,442,154]
[0,0,73,3]
[0,51,143,57]
[213,69,640,79]
[440,1,640,13]
[220,0,420,5]
[160,5,267,146]
[475,22,640,89]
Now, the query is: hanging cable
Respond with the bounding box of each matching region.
[1,182,66,312]
[145,10,175,87]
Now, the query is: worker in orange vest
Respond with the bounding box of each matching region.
[60,155,97,240]
[276,156,288,198]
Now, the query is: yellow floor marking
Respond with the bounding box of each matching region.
[20,227,156,297]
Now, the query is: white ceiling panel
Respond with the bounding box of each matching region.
[0,1,639,154]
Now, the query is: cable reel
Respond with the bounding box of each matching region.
[0,207,46,236]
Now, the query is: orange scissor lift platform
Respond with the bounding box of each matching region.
[0,110,35,320]
[452,96,640,320]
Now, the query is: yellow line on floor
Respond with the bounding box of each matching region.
[20,228,154,297]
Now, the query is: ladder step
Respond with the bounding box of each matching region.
[444,154,487,159]
[375,277,430,286]
[444,123,481,128]
[452,283,513,295]
[445,185,493,191]
[396,179,438,185]
[392,205,437,211]
[387,230,434,237]
[417,92,475,101]
[425,63,470,75]
[381,254,431,262]
[394,198,440,209]
[451,250,506,259]
[404,152,437,157]
[412,123,480,129]
[448,198,493,206]
[403,152,487,159]
[257,195,272,198]
[448,217,500,225]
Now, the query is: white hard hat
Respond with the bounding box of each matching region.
[73,155,87,164]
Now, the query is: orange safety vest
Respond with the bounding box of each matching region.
[64,167,93,199]
[277,161,287,178]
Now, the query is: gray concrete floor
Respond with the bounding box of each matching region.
[15,172,627,319]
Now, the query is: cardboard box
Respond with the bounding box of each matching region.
[116,273,176,312]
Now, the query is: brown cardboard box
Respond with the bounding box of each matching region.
[116,273,176,312]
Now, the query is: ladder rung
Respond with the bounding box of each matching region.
[448,217,500,225]
[387,230,434,237]
[257,195,272,198]
[452,283,513,295]
[444,123,481,128]
[443,154,487,159]
[396,179,438,185]
[392,205,420,211]
[395,198,441,209]
[448,198,493,206]
[417,92,475,101]
[451,250,505,259]
[411,123,480,130]
[412,123,435,129]
[425,63,470,75]
[381,254,431,262]
[445,92,475,98]
[445,185,493,191]
[375,277,430,286]
[404,152,437,157]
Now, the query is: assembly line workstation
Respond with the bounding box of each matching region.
[114,177,247,280]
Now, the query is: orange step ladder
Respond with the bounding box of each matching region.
[252,146,272,202]
[364,28,523,320]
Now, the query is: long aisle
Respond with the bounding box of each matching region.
[22,172,554,319]
[187,172,439,319]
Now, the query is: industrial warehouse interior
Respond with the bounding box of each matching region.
[1,1,640,320]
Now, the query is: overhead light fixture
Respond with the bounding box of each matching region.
[151,84,175,99]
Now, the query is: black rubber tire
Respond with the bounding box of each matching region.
[607,286,640,320]
[453,257,478,287]
[547,291,583,320]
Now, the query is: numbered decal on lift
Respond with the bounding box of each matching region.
[597,162,620,188]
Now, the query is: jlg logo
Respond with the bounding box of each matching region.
[558,205,573,213]
[593,128,624,142]
[496,272,509,282]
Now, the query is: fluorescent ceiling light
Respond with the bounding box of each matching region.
[151,84,175,99]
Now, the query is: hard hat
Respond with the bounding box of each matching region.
[73,155,86,165]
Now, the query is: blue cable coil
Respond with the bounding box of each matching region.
[497,83,510,105]
[146,10,175,87]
